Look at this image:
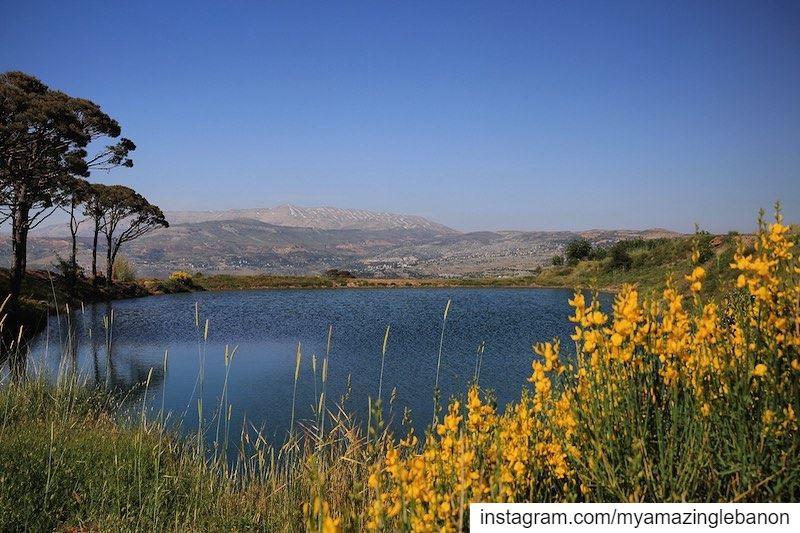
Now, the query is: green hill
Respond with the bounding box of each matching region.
[533,232,749,298]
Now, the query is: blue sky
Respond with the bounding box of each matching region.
[2,0,799,232]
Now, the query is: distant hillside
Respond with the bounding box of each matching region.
[8,209,681,278]
[35,204,457,238]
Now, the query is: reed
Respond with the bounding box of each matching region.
[289,341,302,438]
[472,340,486,385]
[432,298,451,425]
[377,324,390,403]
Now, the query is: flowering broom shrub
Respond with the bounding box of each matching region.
[357,211,799,531]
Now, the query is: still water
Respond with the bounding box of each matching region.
[30,287,611,445]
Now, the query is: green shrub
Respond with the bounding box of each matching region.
[565,238,592,265]
[608,242,633,270]
[113,255,137,282]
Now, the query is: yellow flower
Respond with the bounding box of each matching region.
[323,516,341,533]
[685,266,706,293]
[368,472,379,489]
[752,363,768,377]
[169,270,192,282]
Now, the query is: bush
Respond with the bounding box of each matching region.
[169,270,193,282]
[551,255,564,266]
[154,271,199,293]
[113,255,137,282]
[52,254,84,281]
[608,242,633,270]
[565,238,592,265]
[588,246,608,260]
[697,235,714,263]
[324,268,355,279]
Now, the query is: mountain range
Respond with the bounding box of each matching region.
[11,205,680,278]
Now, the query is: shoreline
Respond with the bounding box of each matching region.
[181,273,621,294]
[0,269,154,346]
[5,267,638,346]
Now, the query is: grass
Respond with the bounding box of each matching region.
[0,377,253,531]
[0,368,377,531]
[191,273,338,291]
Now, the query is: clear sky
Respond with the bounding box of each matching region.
[2,0,799,233]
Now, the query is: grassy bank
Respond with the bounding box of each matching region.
[0,269,152,314]
[189,273,545,291]
[0,369,375,530]
[0,269,153,349]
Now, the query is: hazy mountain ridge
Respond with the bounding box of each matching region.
[10,206,682,278]
[163,205,458,234]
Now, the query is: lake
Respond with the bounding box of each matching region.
[29,287,611,446]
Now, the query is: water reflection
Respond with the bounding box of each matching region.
[29,288,612,447]
[36,301,166,403]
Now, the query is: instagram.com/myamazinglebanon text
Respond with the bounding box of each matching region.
[470,503,798,532]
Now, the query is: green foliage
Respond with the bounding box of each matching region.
[551,255,564,266]
[588,246,608,260]
[112,255,137,282]
[565,238,592,265]
[97,184,169,284]
[697,234,714,263]
[52,254,85,281]
[608,242,633,271]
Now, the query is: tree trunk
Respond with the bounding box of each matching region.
[70,232,77,274]
[109,243,122,287]
[7,204,31,378]
[68,198,78,288]
[105,233,113,286]
[91,218,100,286]
[9,204,30,312]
